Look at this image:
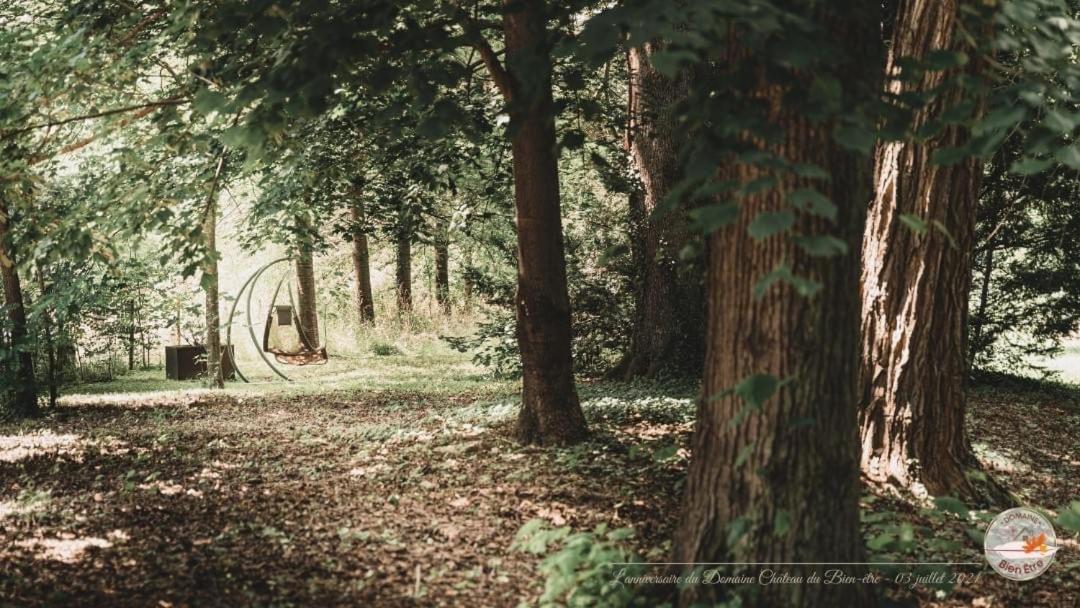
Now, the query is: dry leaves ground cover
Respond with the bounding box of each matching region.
[0,360,1076,607]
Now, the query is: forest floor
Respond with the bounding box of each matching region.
[0,354,1077,607]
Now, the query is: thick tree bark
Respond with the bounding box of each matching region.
[294,245,320,346]
[0,196,38,418]
[202,161,225,390]
[619,43,703,379]
[859,0,1008,505]
[434,221,450,314]
[501,0,587,445]
[349,181,375,324]
[674,9,878,608]
[395,223,412,314]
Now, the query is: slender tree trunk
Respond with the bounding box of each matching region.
[202,158,225,390]
[127,299,136,371]
[174,299,182,345]
[294,245,320,346]
[502,0,587,445]
[35,270,58,409]
[0,196,38,418]
[619,43,703,379]
[859,0,1008,505]
[434,221,450,315]
[462,247,474,310]
[674,9,878,608]
[969,242,994,370]
[349,181,375,324]
[395,223,412,314]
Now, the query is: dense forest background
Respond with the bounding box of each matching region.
[1,1,1079,607]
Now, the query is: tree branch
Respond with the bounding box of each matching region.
[118,7,167,48]
[450,3,514,101]
[1,96,188,140]
[28,104,164,166]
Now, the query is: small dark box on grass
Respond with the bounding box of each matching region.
[165,345,236,381]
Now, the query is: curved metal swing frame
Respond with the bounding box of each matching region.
[225,257,325,383]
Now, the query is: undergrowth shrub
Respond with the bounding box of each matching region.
[514,519,650,607]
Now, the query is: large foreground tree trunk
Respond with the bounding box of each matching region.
[674,7,878,608]
[859,0,1008,505]
[619,43,703,379]
[501,0,587,445]
[294,245,320,346]
[202,159,225,390]
[0,196,38,418]
[349,180,375,324]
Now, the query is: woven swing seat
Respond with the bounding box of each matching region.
[262,304,328,366]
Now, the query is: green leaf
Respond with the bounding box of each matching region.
[788,188,837,221]
[933,496,970,519]
[923,49,969,70]
[1054,144,1080,169]
[790,163,830,180]
[688,203,739,234]
[735,444,754,468]
[795,235,848,257]
[734,373,780,409]
[1010,157,1053,175]
[747,210,795,240]
[931,220,959,250]
[1044,108,1076,133]
[727,517,751,548]
[649,50,696,78]
[651,444,679,462]
[930,146,969,166]
[867,532,896,551]
[193,89,227,115]
[833,124,875,155]
[1057,501,1080,532]
[898,213,927,234]
[774,510,791,537]
[754,263,822,298]
[974,106,1026,135]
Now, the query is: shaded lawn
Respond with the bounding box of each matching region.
[0,374,691,607]
[0,366,1077,607]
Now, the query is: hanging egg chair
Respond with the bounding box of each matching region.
[262,270,328,366]
[225,257,328,382]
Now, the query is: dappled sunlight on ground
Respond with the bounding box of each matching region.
[0,432,82,463]
[1,370,1076,606]
[15,536,115,564]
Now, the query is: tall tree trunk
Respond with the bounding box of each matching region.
[969,242,994,371]
[500,0,587,445]
[202,157,225,390]
[674,9,878,608]
[294,245,320,346]
[462,247,474,310]
[349,180,375,324]
[127,298,136,371]
[0,196,38,418]
[35,269,58,409]
[859,0,1008,505]
[434,220,450,315]
[395,223,412,314]
[619,43,703,379]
